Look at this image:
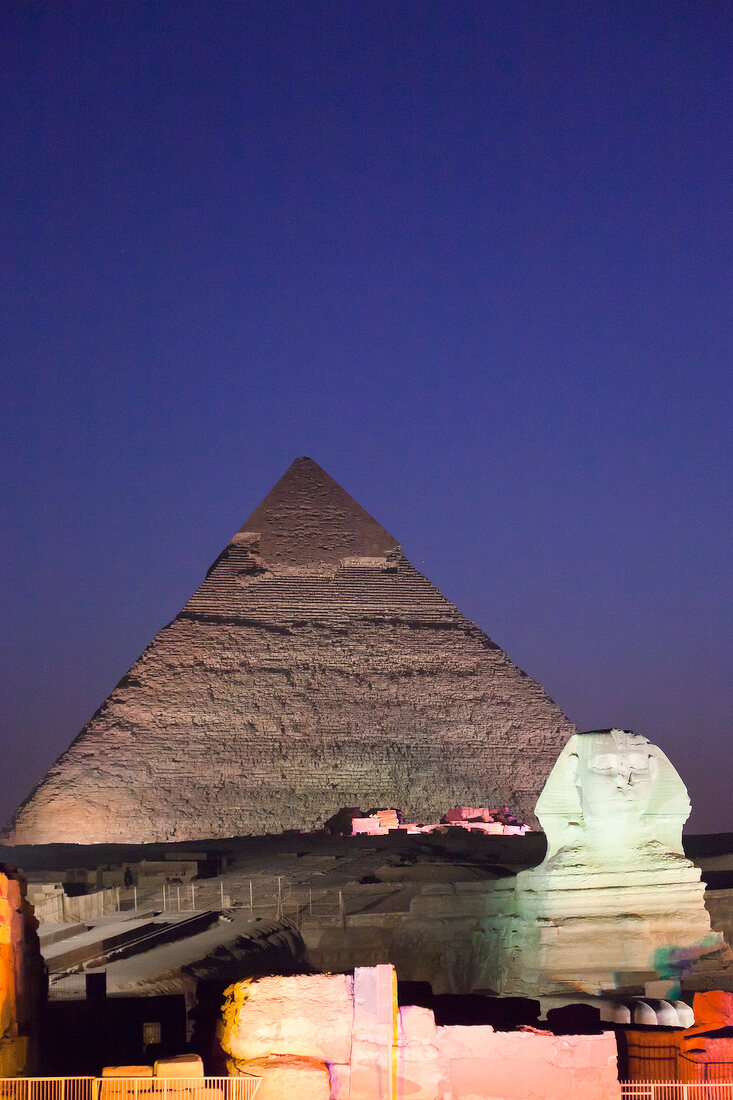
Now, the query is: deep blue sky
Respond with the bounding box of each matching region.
[2,1,732,833]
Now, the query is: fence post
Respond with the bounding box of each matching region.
[115,886,120,913]
[220,881,225,908]
[133,885,137,911]
[162,885,166,911]
[309,888,312,916]
[249,880,253,909]
[177,885,181,910]
[338,890,345,928]
[191,881,196,910]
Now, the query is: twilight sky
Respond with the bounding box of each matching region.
[2,1,732,833]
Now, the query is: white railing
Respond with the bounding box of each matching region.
[0,1079,95,1100]
[621,1084,733,1098]
[0,1079,260,1100]
[98,1079,260,1100]
[2,1077,729,1100]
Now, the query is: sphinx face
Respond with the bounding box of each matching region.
[571,731,656,831]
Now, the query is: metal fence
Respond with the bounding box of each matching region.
[621,1084,733,1098]
[37,878,348,926]
[98,1078,260,1100]
[0,1079,260,1100]
[36,873,380,930]
[0,1079,93,1100]
[46,973,88,1002]
[152,878,350,925]
[2,1079,731,1100]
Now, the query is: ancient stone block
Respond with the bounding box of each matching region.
[235,1055,330,1100]
[220,965,620,1100]
[220,972,354,1066]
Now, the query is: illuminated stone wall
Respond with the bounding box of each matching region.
[0,866,43,1076]
[5,458,574,844]
[219,964,621,1100]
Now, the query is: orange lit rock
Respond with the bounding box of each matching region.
[101,1066,154,1077]
[0,865,44,1076]
[688,989,733,1034]
[4,457,574,844]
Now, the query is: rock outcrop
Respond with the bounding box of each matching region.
[0,865,44,1075]
[4,457,574,844]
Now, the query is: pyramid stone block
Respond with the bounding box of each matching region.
[4,458,576,844]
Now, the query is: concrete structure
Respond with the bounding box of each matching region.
[4,457,574,845]
[219,963,621,1100]
[0,865,44,1075]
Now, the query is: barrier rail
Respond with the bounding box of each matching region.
[0,1079,260,1100]
[0,1079,94,1100]
[3,1077,729,1100]
[621,1084,733,1098]
[36,874,387,930]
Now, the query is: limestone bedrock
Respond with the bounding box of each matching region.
[476,729,733,997]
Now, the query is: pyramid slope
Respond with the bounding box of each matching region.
[238,456,399,566]
[5,459,576,844]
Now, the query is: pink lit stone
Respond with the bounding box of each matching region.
[234,1055,329,1100]
[221,964,621,1100]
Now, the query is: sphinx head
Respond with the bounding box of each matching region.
[568,728,657,829]
[536,729,690,859]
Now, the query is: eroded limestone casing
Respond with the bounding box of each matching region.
[4,457,575,844]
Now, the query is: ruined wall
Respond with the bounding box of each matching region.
[220,964,621,1100]
[5,458,575,845]
[0,865,44,1075]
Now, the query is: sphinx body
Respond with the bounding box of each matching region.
[474,730,732,998]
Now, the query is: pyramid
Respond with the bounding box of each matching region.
[4,458,576,844]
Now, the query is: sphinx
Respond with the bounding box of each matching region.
[475,729,732,998]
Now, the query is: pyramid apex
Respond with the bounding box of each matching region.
[235,457,399,568]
